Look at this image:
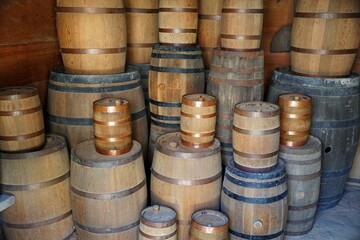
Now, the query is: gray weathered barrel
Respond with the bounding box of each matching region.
[267,66,360,210]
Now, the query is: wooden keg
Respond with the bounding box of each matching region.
[139,205,177,240]
[124,0,159,64]
[291,0,360,77]
[159,0,198,46]
[180,94,217,148]
[278,93,312,147]
[221,159,288,240]
[206,48,264,167]
[151,132,222,240]
[220,0,264,51]
[348,141,360,187]
[93,98,132,155]
[0,134,74,240]
[267,66,360,210]
[198,0,223,68]
[189,210,229,240]
[71,140,147,240]
[56,0,127,74]
[233,101,280,172]
[279,136,321,236]
[0,87,45,152]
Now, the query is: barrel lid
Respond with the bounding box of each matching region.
[279,135,322,156]
[141,205,176,224]
[235,101,279,118]
[0,86,38,100]
[192,210,228,227]
[182,94,216,107]
[93,98,130,112]
[278,93,312,107]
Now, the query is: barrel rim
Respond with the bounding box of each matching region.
[0,86,39,100]
[152,43,201,52]
[140,205,177,226]
[279,135,322,155]
[234,101,280,118]
[191,209,229,229]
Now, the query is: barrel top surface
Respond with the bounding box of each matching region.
[182,93,216,107]
[278,93,312,107]
[192,210,228,227]
[141,205,177,223]
[93,98,130,112]
[235,101,280,118]
[279,135,322,156]
[152,43,201,52]
[0,86,38,100]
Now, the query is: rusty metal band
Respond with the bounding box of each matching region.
[155,142,220,158]
[177,220,192,225]
[222,8,264,14]
[234,162,278,173]
[198,14,221,20]
[208,76,263,86]
[180,130,215,138]
[280,140,308,147]
[0,105,41,116]
[3,210,72,229]
[220,47,262,52]
[290,70,350,78]
[181,112,216,119]
[159,28,197,33]
[93,103,129,112]
[291,46,358,55]
[233,148,278,159]
[281,112,311,119]
[289,202,318,211]
[60,47,127,54]
[125,8,159,13]
[234,107,280,118]
[140,217,177,228]
[210,65,263,74]
[95,146,132,156]
[278,97,312,107]
[0,128,44,141]
[221,34,262,40]
[93,134,132,142]
[71,179,146,200]
[287,171,321,181]
[74,220,139,234]
[56,6,125,14]
[0,89,38,100]
[217,112,233,120]
[295,12,360,19]
[159,8,197,13]
[127,43,157,48]
[140,229,177,239]
[281,156,321,166]
[159,42,198,47]
[93,118,131,126]
[191,221,228,234]
[281,130,309,136]
[181,139,215,149]
[151,169,222,186]
[216,124,232,130]
[233,126,279,136]
[182,98,216,107]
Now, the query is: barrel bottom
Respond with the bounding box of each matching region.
[317,195,343,211]
[229,231,284,240]
[75,225,139,240]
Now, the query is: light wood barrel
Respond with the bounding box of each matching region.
[278,93,312,147]
[151,132,222,240]
[291,0,360,77]
[180,94,217,148]
[159,0,198,46]
[233,101,280,172]
[93,98,132,155]
[189,210,229,240]
[56,0,127,74]
[221,159,288,240]
[139,205,177,240]
[0,87,45,152]
[279,136,321,236]
[71,140,147,240]
[198,0,223,68]
[220,0,264,51]
[0,134,74,240]
[124,0,159,64]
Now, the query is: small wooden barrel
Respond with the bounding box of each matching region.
[221,159,288,240]
[71,140,147,240]
[279,136,321,236]
[189,210,229,240]
[220,0,264,51]
[233,101,280,172]
[278,93,312,147]
[180,94,217,148]
[124,0,159,64]
[139,205,177,240]
[0,87,45,152]
[93,98,132,155]
[56,0,127,74]
[159,0,198,46]
[291,0,360,77]
[198,0,223,68]
[0,134,74,240]
[151,132,222,240]
[348,141,360,187]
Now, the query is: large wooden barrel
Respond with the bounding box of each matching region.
[206,48,264,166]
[0,134,74,240]
[56,0,127,74]
[159,0,198,46]
[151,132,222,240]
[221,159,288,240]
[348,141,360,187]
[279,136,321,236]
[47,67,148,160]
[197,0,223,68]
[71,140,147,240]
[220,0,264,51]
[267,66,360,210]
[124,0,159,64]
[291,0,360,77]
[0,87,45,152]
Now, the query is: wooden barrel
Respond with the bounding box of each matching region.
[189,210,229,240]
[56,0,127,74]
[151,132,222,240]
[278,93,312,147]
[267,66,360,210]
[279,136,321,236]
[291,0,360,77]
[197,0,223,69]
[220,0,264,51]
[47,66,148,160]
[347,141,360,187]
[0,86,45,152]
[71,140,147,240]
[93,98,132,155]
[139,205,177,240]
[233,101,280,173]
[180,94,217,148]
[124,0,159,64]
[221,159,288,240]
[159,0,198,46]
[0,134,74,240]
